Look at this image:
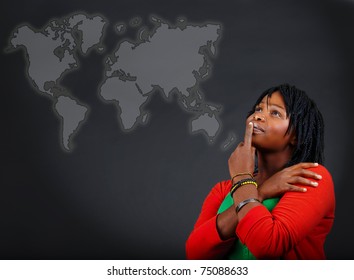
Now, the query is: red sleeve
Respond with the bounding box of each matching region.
[236,165,335,259]
[185,181,235,259]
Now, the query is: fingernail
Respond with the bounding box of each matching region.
[303,188,307,192]
[314,163,318,166]
[249,122,253,126]
[311,182,318,186]
[316,175,322,179]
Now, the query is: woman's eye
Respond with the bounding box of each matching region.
[271,110,281,117]
[255,107,262,112]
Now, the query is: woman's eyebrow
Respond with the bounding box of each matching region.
[268,103,286,110]
[259,100,286,111]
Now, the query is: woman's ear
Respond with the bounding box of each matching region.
[290,134,297,146]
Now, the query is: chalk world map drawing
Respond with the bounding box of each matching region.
[7,12,229,151]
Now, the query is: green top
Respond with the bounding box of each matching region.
[217,193,279,259]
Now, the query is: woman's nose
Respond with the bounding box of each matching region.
[253,113,265,121]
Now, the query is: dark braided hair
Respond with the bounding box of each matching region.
[248,84,324,167]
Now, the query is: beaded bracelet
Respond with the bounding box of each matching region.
[230,178,258,197]
[231,172,254,184]
[236,198,260,213]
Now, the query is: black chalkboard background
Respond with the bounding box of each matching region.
[2,0,354,259]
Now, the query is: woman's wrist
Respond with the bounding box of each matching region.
[231,174,253,185]
[257,188,265,203]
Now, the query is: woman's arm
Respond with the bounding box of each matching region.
[186,164,322,259]
[185,181,237,259]
[236,164,335,259]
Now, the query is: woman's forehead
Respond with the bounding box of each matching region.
[259,91,285,108]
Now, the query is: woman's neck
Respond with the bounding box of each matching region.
[255,150,292,185]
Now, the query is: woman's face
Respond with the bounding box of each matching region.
[246,91,296,152]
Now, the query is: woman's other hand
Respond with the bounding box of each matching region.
[258,162,322,201]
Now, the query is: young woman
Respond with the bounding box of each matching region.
[186,84,335,259]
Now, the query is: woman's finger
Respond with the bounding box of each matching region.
[288,176,319,187]
[289,162,319,170]
[287,183,309,192]
[293,169,322,180]
[243,122,253,148]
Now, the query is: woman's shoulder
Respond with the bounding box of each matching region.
[308,164,334,191]
[311,164,333,180]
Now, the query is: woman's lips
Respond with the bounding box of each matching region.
[253,123,264,133]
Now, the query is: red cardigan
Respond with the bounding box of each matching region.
[186,165,335,259]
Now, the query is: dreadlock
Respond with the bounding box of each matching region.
[248,84,324,167]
